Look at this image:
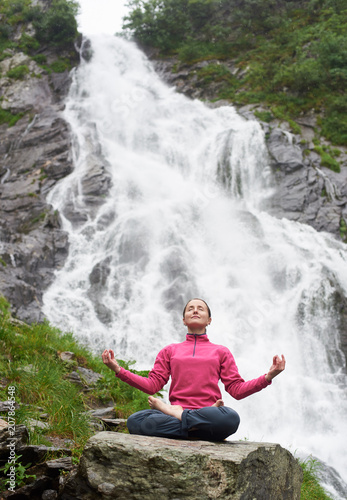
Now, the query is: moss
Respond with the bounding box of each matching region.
[50,58,71,73]
[254,110,273,123]
[6,64,29,80]
[340,217,347,241]
[0,108,24,127]
[32,54,47,64]
[314,144,341,172]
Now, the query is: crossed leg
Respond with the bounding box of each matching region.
[147,396,225,422]
[127,399,239,441]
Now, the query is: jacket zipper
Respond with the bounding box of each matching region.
[193,335,197,357]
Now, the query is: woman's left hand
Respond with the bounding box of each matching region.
[265,354,286,382]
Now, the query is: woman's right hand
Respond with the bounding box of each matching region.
[102,349,121,374]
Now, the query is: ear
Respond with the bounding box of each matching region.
[183,317,186,326]
[207,318,212,325]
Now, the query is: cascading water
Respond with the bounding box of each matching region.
[43,34,347,497]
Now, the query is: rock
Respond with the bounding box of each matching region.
[26,418,50,431]
[59,351,76,362]
[65,367,102,389]
[15,445,72,467]
[28,457,74,479]
[0,424,29,462]
[0,476,53,499]
[0,418,8,431]
[98,418,128,432]
[77,367,103,386]
[264,127,347,240]
[60,432,303,499]
[88,407,116,419]
[0,401,20,411]
[42,490,58,500]
[0,24,78,323]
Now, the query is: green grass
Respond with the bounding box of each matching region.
[0,107,24,127]
[299,457,334,500]
[0,296,158,463]
[6,64,29,80]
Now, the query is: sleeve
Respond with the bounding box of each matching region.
[220,348,271,400]
[115,345,171,395]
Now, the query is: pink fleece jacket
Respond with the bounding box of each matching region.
[116,333,271,409]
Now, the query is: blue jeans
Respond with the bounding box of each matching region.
[127,406,240,441]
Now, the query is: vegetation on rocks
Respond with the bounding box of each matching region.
[0,0,79,126]
[0,296,153,462]
[124,0,347,147]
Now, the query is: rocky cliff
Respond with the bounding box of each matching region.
[0,10,78,322]
[60,432,303,500]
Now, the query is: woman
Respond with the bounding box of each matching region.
[102,298,285,441]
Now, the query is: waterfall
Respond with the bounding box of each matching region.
[42,34,347,497]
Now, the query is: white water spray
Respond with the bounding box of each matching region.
[43,35,347,497]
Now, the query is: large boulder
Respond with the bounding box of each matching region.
[60,432,303,499]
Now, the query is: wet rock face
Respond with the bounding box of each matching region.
[263,125,347,239]
[60,432,303,500]
[0,46,76,322]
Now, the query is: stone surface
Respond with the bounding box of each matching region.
[60,432,303,500]
[0,20,79,323]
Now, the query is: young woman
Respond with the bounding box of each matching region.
[102,298,285,441]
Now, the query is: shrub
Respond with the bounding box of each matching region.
[32,54,47,64]
[50,58,71,73]
[0,108,24,127]
[6,64,29,80]
[254,110,273,122]
[19,33,40,53]
[33,0,78,46]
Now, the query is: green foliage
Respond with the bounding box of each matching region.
[0,296,158,459]
[32,54,47,65]
[0,455,36,491]
[313,144,341,172]
[19,33,40,53]
[33,0,79,45]
[6,64,29,80]
[299,456,333,500]
[254,110,273,123]
[125,0,347,144]
[340,217,347,242]
[0,107,24,127]
[50,58,71,73]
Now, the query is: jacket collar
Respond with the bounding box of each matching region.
[186,333,209,341]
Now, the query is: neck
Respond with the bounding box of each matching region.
[187,327,207,335]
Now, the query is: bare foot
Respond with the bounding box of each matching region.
[148,396,184,421]
[212,399,224,407]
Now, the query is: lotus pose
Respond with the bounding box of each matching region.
[102,298,285,441]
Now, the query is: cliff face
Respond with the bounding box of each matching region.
[0,16,78,322]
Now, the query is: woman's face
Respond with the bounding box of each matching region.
[183,299,211,331]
